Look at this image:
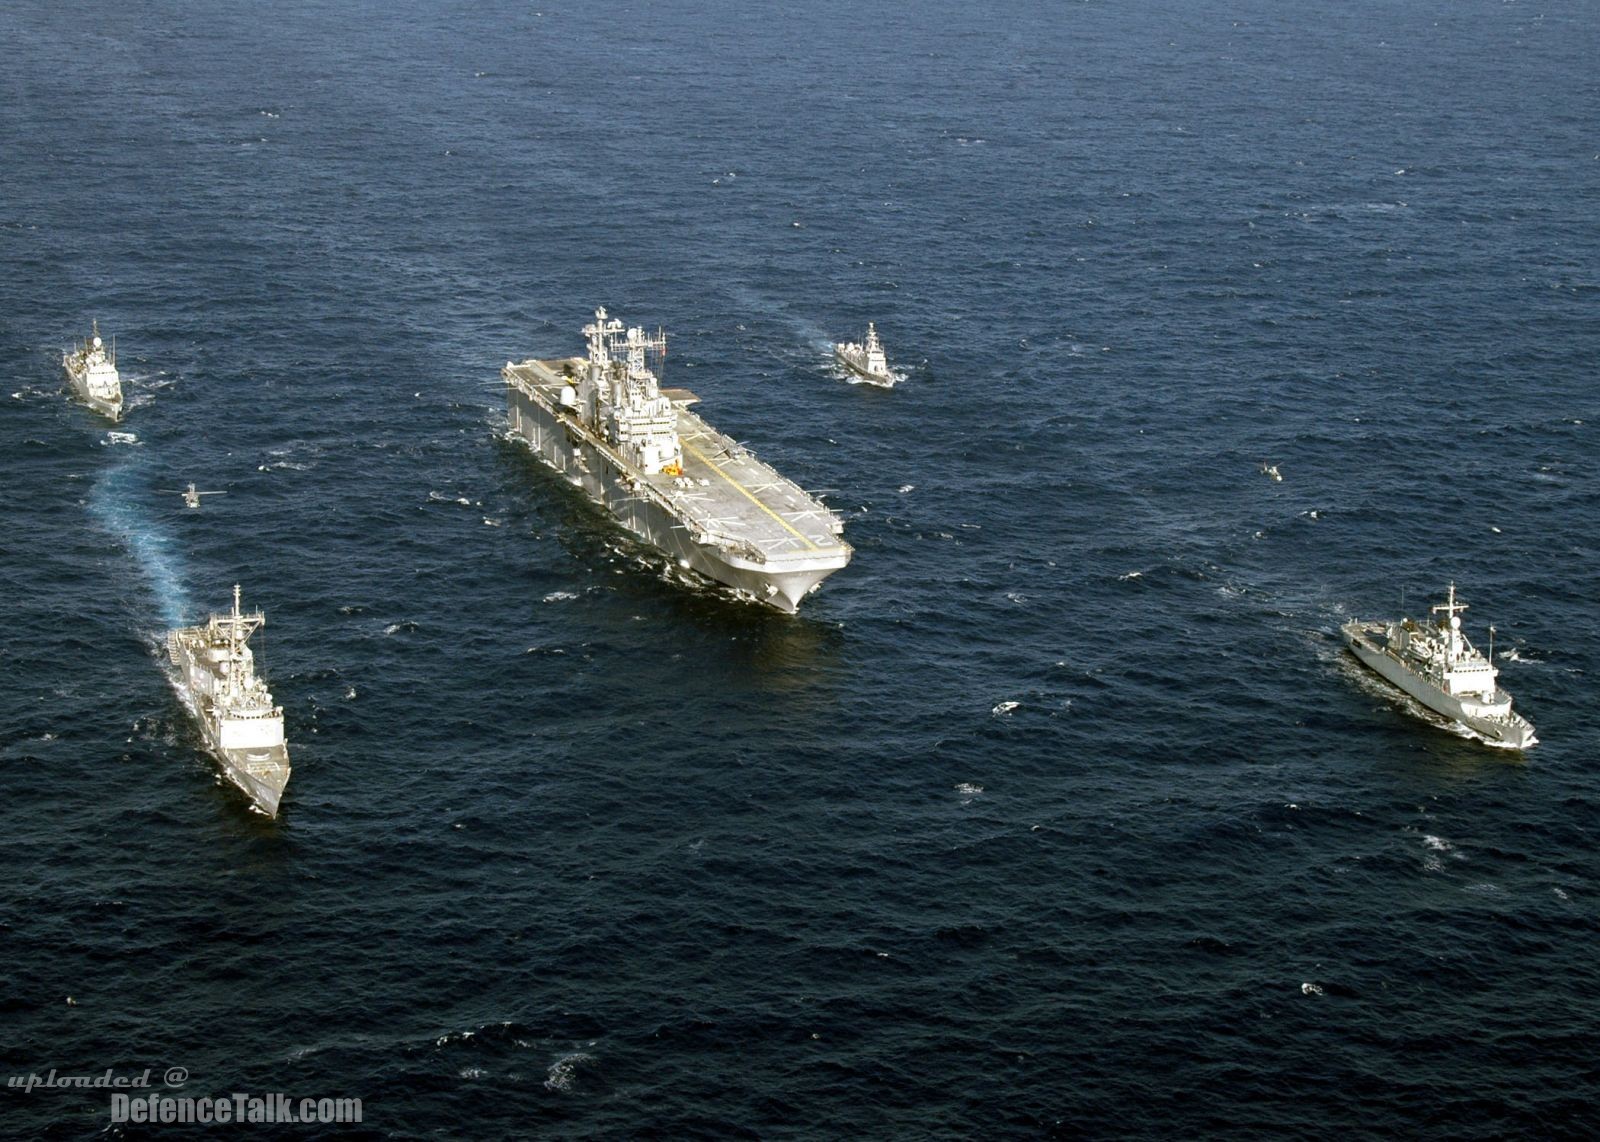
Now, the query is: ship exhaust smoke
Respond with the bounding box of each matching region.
[88,455,191,631]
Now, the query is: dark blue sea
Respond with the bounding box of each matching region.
[3,1,1598,1137]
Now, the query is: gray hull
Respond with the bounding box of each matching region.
[834,351,892,387]
[214,743,289,816]
[173,682,292,816]
[508,384,844,612]
[169,643,291,816]
[1344,627,1536,749]
[209,737,290,817]
[65,372,122,421]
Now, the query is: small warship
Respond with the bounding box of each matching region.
[833,322,894,386]
[167,585,292,814]
[62,320,123,420]
[1342,583,1536,749]
[504,308,852,612]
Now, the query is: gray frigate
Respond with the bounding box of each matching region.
[504,308,852,611]
[833,322,895,386]
[62,320,124,420]
[1343,583,1536,749]
[167,585,292,814]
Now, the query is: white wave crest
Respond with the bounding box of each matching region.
[544,1051,594,1093]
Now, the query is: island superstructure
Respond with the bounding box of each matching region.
[62,320,123,420]
[168,585,292,814]
[1342,583,1536,749]
[834,322,893,386]
[504,307,851,611]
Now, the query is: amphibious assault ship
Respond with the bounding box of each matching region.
[168,585,292,814]
[62,320,123,420]
[834,322,894,386]
[504,308,851,611]
[1342,583,1536,749]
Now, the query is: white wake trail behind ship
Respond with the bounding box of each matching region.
[87,455,191,631]
[721,282,835,354]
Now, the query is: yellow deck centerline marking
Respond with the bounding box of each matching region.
[679,438,820,550]
[516,367,831,554]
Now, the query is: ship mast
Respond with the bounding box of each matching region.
[230,584,243,695]
[584,307,614,372]
[622,324,667,392]
[1431,582,1468,665]
[581,307,625,421]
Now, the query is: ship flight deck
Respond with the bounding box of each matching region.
[505,357,848,563]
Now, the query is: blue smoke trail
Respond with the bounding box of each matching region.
[87,452,191,630]
[723,282,836,352]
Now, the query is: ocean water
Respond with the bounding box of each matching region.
[3,1,1598,1136]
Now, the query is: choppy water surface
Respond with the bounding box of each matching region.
[3,1,1598,1136]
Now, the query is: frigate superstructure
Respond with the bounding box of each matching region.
[62,320,123,420]
[834,322,893,386]
[167,585,292,814]
[504,308,851,611]
[1342,583,1536,749]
